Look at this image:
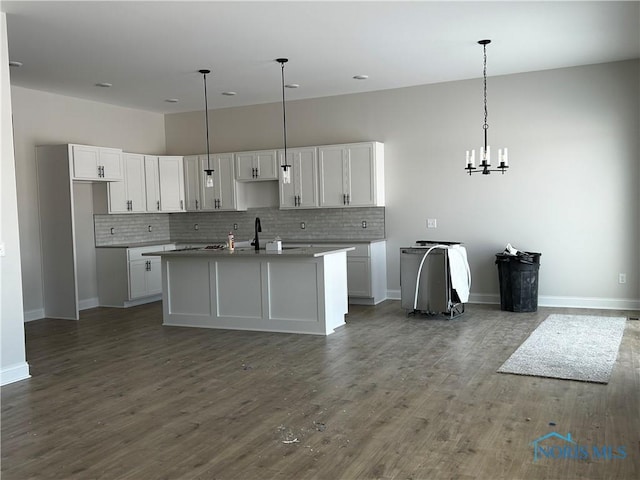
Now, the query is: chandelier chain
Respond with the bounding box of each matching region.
[483,43,488,131]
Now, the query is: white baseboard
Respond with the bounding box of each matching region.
[387,290,400,300]
[538,295,640,311]
[24,308,45,322]
[78,297,100,311]
[124,294,162,308]
[1,362,31,386]
[387,290,639,311]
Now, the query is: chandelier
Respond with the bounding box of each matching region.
[465,40,509,175]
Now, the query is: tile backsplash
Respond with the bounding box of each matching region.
[94,214,171,246]
[95,207,384,246]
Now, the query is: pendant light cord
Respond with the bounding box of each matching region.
[202,71,212,170]
[280,61,288,167]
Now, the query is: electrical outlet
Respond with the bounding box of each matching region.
[233,223,238,230]
[300,222,306,229]
[618,273,626,284]
[110,227,115,235]
[427,218,437,229]
[362,221,367,229]
[194,223,199,231]
[148,225,153,232]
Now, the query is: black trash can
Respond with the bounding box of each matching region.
[495,252,541,312]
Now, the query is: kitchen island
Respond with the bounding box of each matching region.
[147,246,354,335]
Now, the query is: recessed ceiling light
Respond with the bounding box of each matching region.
[285,84,299,89]
[353,75,369,80]
[222,91,237,96]
[165,98,179,103]
[95,82,112,88]
[9,61,23,67]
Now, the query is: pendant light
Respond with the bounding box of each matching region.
[277,58,292,184]
[465,40,509,175]
[199,69,214,187]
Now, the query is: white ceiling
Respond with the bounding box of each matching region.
[3,1,639,114]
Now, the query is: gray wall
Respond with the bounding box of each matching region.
[166,60,640,308]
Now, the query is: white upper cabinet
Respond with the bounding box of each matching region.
[143,155,186,213]
[235,150,278,181]
[185,154,245,211]
[157,156,185,212]
[278,147,319,209]
[318,142,384,208]
[184,155,204,211]
[144,155,161,212]
[108,153,146,213]
[71,144,123,181]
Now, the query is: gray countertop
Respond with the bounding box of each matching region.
[98,238,385,249]
[144,246,355,258]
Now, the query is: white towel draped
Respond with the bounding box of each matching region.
[447,246,471,303]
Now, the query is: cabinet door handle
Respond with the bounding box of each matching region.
[157,200,160,211]
[343,193,346,205]
[180,200,184,210]
[346,193,350,205]
[195,199,199,210]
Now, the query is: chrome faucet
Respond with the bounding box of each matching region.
[253,217,262,251]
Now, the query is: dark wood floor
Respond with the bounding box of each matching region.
[2,301,639,479]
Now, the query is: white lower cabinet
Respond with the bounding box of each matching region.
[286,241,387,305]
[345,242,387,305]
[96,244,174,307]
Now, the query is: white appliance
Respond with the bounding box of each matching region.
[400,241,470,318]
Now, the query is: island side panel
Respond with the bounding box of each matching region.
[266,260,320,323]
[163,257,213,326]
[214,259,263,320]
[322,251,349,334]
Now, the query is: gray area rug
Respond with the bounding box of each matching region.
[497,314,627,384]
